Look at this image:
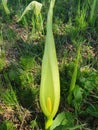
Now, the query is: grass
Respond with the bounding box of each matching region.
[0,0,98,130]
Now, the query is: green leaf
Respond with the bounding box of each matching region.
[86,105,98,118]
[50,112,74,130]
[73,85,83,102]
[30,119,38,129]
[0,58,5,71]
[20,56,35,70]
[1,78,19,107]
[90,0,97,25]
[73,85,83,110]
[18,1,42,22]
[50,112,67,130]
[2,0,10,15]
[0,121,17,130]
[67,44,81,104]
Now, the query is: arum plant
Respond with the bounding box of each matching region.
[2,0,10,15]
[39,0,60,129]
[18,1,43,34]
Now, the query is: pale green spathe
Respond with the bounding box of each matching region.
[40,0,60,129]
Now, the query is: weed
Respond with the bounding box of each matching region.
[2,0,10,15]
[67,44,81,105]
[0,121,16,130]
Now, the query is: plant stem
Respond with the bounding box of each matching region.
[67,44,81,104]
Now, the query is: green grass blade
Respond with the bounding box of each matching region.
[67,44,81,104]
[2,0,10,15]
[89,0,97,24]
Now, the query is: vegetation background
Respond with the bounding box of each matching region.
[0,0,98,130]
